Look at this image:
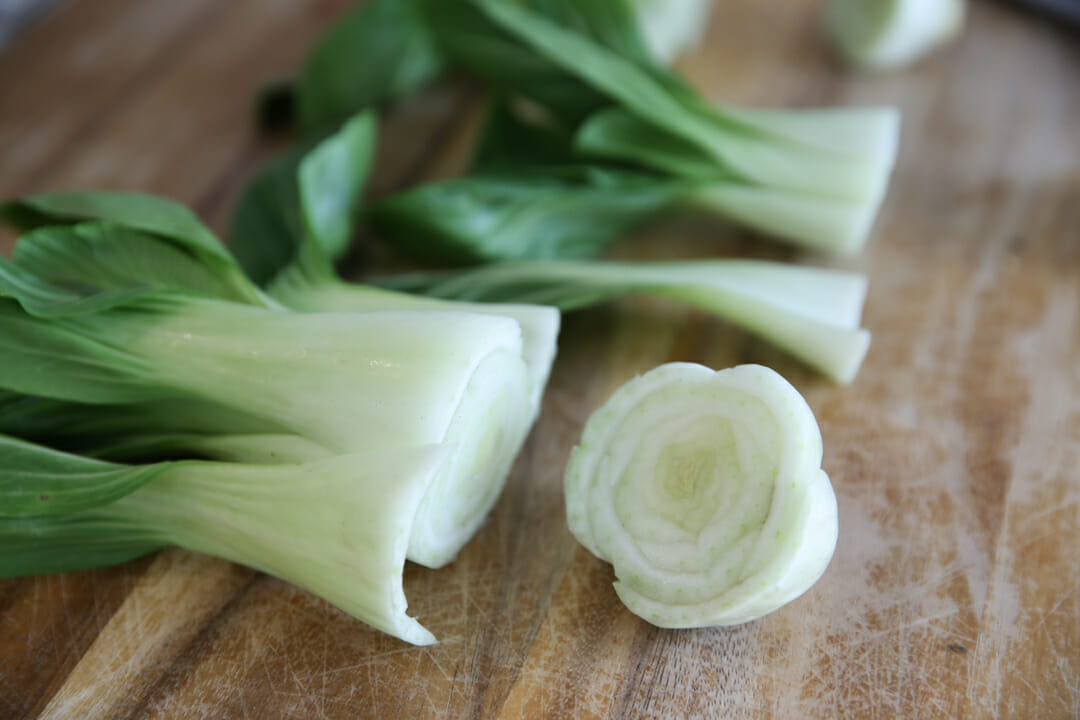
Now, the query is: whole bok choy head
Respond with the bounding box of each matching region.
[0,186,549,569]
[0,434,448,645]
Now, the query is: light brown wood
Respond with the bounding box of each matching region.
[1,1,1078,718]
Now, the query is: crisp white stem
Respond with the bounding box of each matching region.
[110,447,450,645]
[272,279,559,422]
[411,260,871,383]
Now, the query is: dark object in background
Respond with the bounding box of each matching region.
[256,80,297,135]
[0,0,63,50]
[1003,0,1080,27]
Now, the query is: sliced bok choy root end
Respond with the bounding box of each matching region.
[113,447,452,645]
[825,0,966,71]
[565,363,838,628]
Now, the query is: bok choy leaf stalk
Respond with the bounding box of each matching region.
[267,272,559,420]
[376,259,871,383]
[0,434,447,645]
[0,392,330,463]
[564,363,838,627]
[430,0,900,254]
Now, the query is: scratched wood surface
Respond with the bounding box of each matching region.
[1,1,1078,718]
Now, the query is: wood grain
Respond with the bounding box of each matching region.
[1,1,1078,718]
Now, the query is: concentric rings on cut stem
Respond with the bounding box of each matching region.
[565,363,838,628]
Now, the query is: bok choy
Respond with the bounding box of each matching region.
[377,259,871,383]
[1,110,561,568]
[228,110,562,416]
[632,0,713,64]
[419,0,900,255]
[565,363,838,627]
[0,187,548,569]
[0,434,445,645]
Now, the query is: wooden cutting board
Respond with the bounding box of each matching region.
[1,1,1077,717]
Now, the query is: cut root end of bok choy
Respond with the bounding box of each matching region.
[564,363,838,628]
[825,0,966,71]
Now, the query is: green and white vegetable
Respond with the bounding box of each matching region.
[426,0,900,255]
[226,111,561,417]
[0,0,877,647]
[367,167,688,265]
[565,363,838,627]
[0,290,532,568]
[825,0,966,71]
[379,259,871,383]
[269,275,559,420]
[1,179,548,569]
[0,435,446,645]
[0,109,563,566]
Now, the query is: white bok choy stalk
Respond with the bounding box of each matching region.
[564,363,838,627]
[0,435,449,645]
[575,105,901,255]
[377,259,871,384]
[268,268,560,423]
[0,166,550,568]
